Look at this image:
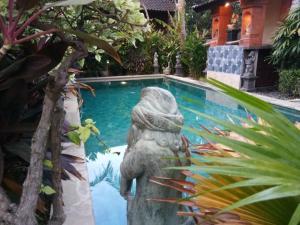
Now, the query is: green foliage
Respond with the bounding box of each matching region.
[44,0,148,64]
[40,184,56,195]
[43,159,53,169]
[186,0,211,36]
[118,20,208,76]
[271,7,300,69]
[118,19,181,74]
[278,69,300,97]
[178,79,300,225]
[44,0,96,8]
[67,118,100,145]
[65,29,122,64]
[181,30,207,78]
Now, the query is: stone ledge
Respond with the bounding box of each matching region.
[63,91,95,225]
[167,75,300,112]
[78,74,164,83]
[78,74,300,112]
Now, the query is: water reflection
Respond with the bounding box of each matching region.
[87,146,127,225]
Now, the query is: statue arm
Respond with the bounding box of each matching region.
[120,150,145,197]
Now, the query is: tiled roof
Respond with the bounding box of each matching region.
[141,0,176,12]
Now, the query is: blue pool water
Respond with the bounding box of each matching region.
[81,79,300,225]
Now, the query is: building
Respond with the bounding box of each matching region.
[140,0,176,23]
[193,0,295,91]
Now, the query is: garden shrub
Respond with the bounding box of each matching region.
[278,69,300,97]
[271,7,300,69]
[181,31,207,78]
[119,24,180,74]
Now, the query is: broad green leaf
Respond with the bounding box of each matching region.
[202,157,300,179]
[178,165,296,180]
[78,59,85,68]
[224,185,300,212]
[40,185,56,195]
[289,204,300,225]
[91,125,100,135]
[67,131,81,145]
[64,30,122,65]
[79,127,91,143]
[44,0,96,8]
[84,118,95,124]
[95,54,101,62]
[43,159,53,169]
[213,177,297,192]
[183,106,300,161]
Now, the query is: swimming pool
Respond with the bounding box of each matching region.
[81,78,300,225]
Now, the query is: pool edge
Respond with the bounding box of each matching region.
[63,91,96,225]
[79,74,300,112]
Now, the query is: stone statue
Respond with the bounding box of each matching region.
[244,51,256,75]
[163,61,172,75]
[241,51,257,91]
[153,52,160,74]
[175,52,183,76]
[120,87,189,225]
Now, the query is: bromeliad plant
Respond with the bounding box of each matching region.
[0,0,55,60]
[0,0,123,63]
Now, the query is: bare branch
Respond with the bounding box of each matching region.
[15,41,87,225]
[48,98,65,225]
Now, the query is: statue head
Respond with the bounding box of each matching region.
[127,87,184,153]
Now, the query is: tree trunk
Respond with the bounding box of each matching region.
[177,0,186,45]
[48,97,65,225]
[15,42,87,225]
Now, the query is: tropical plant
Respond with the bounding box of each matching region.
[181,80,300,225]
[151,169,295,225]
[181,30,207,78]
[278,69,300,97]
[177,0,187,44]
[118,20,181,74]
[0,0,126,224]
[271,7,300,69]
[67,118,100,145]
[152,80,300,225]
[186,0,211,36]
[42,0,148,64]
